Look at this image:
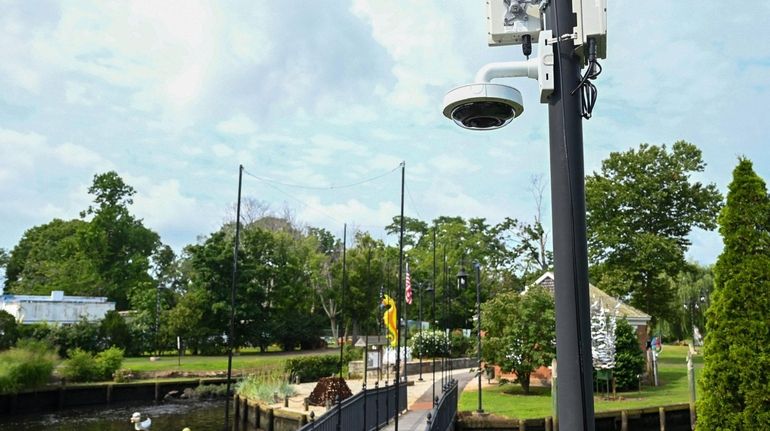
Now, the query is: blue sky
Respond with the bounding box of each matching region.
[1,1,769,267]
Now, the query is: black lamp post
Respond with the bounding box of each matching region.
[455,259,468,385]
[472,261,483,413]
[418,282,425,382]
[425,283,436,403]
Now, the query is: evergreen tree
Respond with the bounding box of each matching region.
[698,158,770,429]
[612,319,645,391]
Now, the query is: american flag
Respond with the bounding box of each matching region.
[405,264,413,305]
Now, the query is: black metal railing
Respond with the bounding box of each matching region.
[424,379,458,431]
[299,380,408,431]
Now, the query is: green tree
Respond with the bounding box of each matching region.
[0,310,18,350]
[664,264,713,341]
[81,171,161,309]
[4,219,104,295]
[481,287,555,394]
[0,248,8,280]
[99,310,133,353]
[698,159,770,429]
[612,319,645,391]
[586,141,722,327]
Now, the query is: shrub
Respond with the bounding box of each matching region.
[97,347,124,379]
[0,311,18,351]
[60,348,100,382]
[113,368,135,383]
[343,344,363,363]
[612,319,645,391]
[409,330,449,358]
[61,347,124,382]
[195,383,229,399]
[236,372,296,404]
[449,330,473,358]
[284,355,340,383]
[0,339,57,394]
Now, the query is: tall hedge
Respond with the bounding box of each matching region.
[698,159,770,429]
[612,319,645,391]
[284,355,339,383]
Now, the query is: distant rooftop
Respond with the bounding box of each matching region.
[0,290,111,304]
[531,272,651,322]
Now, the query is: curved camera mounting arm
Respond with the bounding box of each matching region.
[474,58,539,83]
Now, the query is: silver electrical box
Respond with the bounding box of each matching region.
[573,0,607,62]
[486,0,543,46]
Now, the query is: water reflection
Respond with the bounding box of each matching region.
[0,400,230,431]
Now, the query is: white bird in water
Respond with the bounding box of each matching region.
[130,412,152,431]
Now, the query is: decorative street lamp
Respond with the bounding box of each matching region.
[425,283,436,404]
[457,258,483,413]
[456,261,468,291]
[418,282,425,382]
[473,261,483,413]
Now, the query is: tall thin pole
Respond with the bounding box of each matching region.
[474,262,483,413]
[432,226,437,402]
[418,282,424,381]
[443,244,448,386]
[403,261,409,385]
[386,259,391,385]
[224,164,243,430]
[546,1,595,429]
[337,224,347,431]
[394,161,405,430]
[339,224,347,380]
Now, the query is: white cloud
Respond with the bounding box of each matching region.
[428,154,481,175]
[217,113,258,135]
[53,143,112,169]
[350,0,473,109]
[296,196,399,233]
[212,143,235,158]
[300,134,369,166]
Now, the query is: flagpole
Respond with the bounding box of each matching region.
[337,223,346,431]
[224,164,243,430]
[339,223,347,380]
[394,161,405,431]
[403,260,409,385]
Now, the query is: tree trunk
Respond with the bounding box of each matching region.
[329,317,338,341]
[520,371,531,394]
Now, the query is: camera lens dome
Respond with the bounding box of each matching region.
[451,101,515,129]
[442,83,523,130]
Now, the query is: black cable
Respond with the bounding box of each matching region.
[571,37,602,119]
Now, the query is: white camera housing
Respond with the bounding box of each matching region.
[573,0,607,63]
[486,0,543,46]
[442,31,554,130]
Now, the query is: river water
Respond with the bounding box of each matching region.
[0,399,232,431]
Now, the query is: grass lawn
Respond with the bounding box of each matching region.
[121,348,336,374]
[459,345,701,419]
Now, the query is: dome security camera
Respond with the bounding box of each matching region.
[443,30,554,131]
[442,83,523,130]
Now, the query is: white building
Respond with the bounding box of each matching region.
[0,288,115,325]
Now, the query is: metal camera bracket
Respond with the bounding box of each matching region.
[442,29,555,130]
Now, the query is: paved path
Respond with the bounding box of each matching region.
[381,371,475,431]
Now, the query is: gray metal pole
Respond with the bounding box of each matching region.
[224,164,243,430]
[394,161,405,430]
[545,1,595,429]
[418,282,424,381]
[430,284,436,403]
[474,262,483,413]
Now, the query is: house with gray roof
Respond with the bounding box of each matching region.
[530,272,651,350]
